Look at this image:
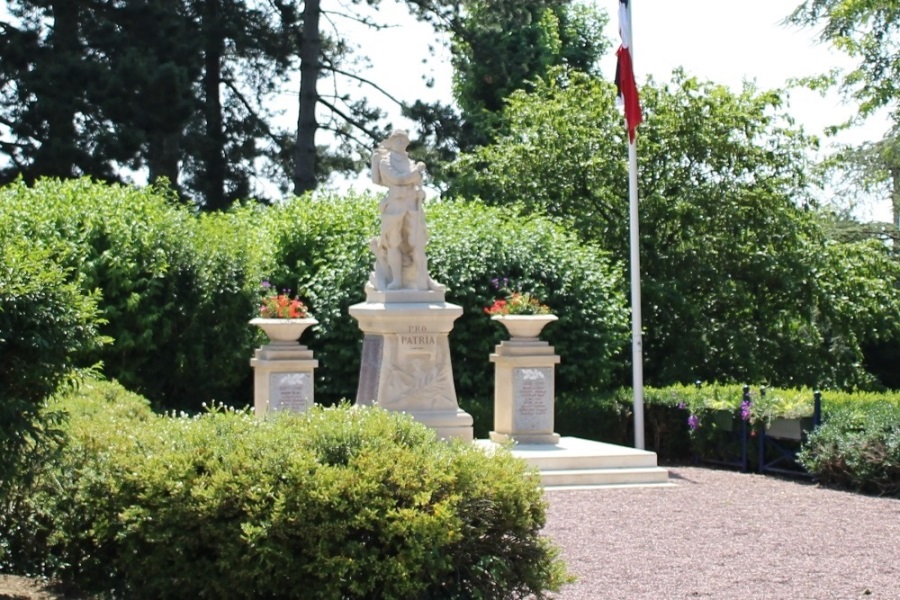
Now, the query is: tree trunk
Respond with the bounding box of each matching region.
[202,0,227,210]
[31,0,81,179]
[147,134,181,188]
[292,0,321,196]
[891,166,899,229]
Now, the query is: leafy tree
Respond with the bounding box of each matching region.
[810,238,900,390]
[449,1,606,142]
[0,0,609,200]
[0,0,121,182]
[788,2,900,234]
[404,0,610,182]
[816,128,900,233]
[787,0,900,121]
[446,69,627,242]
[448,68,899,389]
[183,0,299,209]
[290,0,611,193]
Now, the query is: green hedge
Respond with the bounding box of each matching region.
[2,380,570,599]
[551,383,900,496]
[1,180,627,413]
[259,193,629,405]
[0,179,265,409]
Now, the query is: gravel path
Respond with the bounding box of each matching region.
[543,465,900,599]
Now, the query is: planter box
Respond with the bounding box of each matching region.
[712,409,735,432]
[766,417,814,441]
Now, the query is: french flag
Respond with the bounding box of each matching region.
[615,0,642,142]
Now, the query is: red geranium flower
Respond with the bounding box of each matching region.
[258,281,310,319]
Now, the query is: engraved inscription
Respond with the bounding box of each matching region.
[270,372,313,412]
[399,334,437,346]
[512,367,553,432]
[400,324,436,349]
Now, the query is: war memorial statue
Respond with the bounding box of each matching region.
[349,130,472,441]
[368,129,444,293]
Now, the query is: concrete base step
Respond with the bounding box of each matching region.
[540,466,671,488]
[476,436,673,490]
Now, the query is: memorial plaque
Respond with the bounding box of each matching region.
[512,367,553,432]
[356,334,384,405]
[269,372,313,412]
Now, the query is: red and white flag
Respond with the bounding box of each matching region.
[615,0,642,142]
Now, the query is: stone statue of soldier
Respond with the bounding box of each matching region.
[369,130,443,292]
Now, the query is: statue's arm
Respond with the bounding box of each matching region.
[379,156,422,186]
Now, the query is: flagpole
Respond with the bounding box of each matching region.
[625,1,645,450]
[628,135,644,450]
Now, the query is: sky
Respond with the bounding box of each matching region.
[314,0,892,221]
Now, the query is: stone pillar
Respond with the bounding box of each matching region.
[250,343,318,418]
[349,287,474,441]
[490,337,561,444]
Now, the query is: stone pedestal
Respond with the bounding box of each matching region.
[490,337,561,444]
[349,286,473,441]
[250,342,318,418]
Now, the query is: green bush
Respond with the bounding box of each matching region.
[261,193,629,405]
[0,179,265,409]
[0,239,105,495]
[0,379,155,578]
[798,398,900,497]
[4,380,570,599]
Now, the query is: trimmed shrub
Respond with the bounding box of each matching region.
[260,193,629,405]
[0,380,155,577]
[5,380,570,599]
[0,179,265,409]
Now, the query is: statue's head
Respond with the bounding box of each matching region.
[383,129,411,151]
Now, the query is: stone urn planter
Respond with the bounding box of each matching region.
[489,314,561,445]
[491,314,558,339]
[250,317,317,344]
[250,318,319,418]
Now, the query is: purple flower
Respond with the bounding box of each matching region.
[740,400,752,421]
[677,401,687,410]
[261,280,271,289]
[688,414,700,431]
